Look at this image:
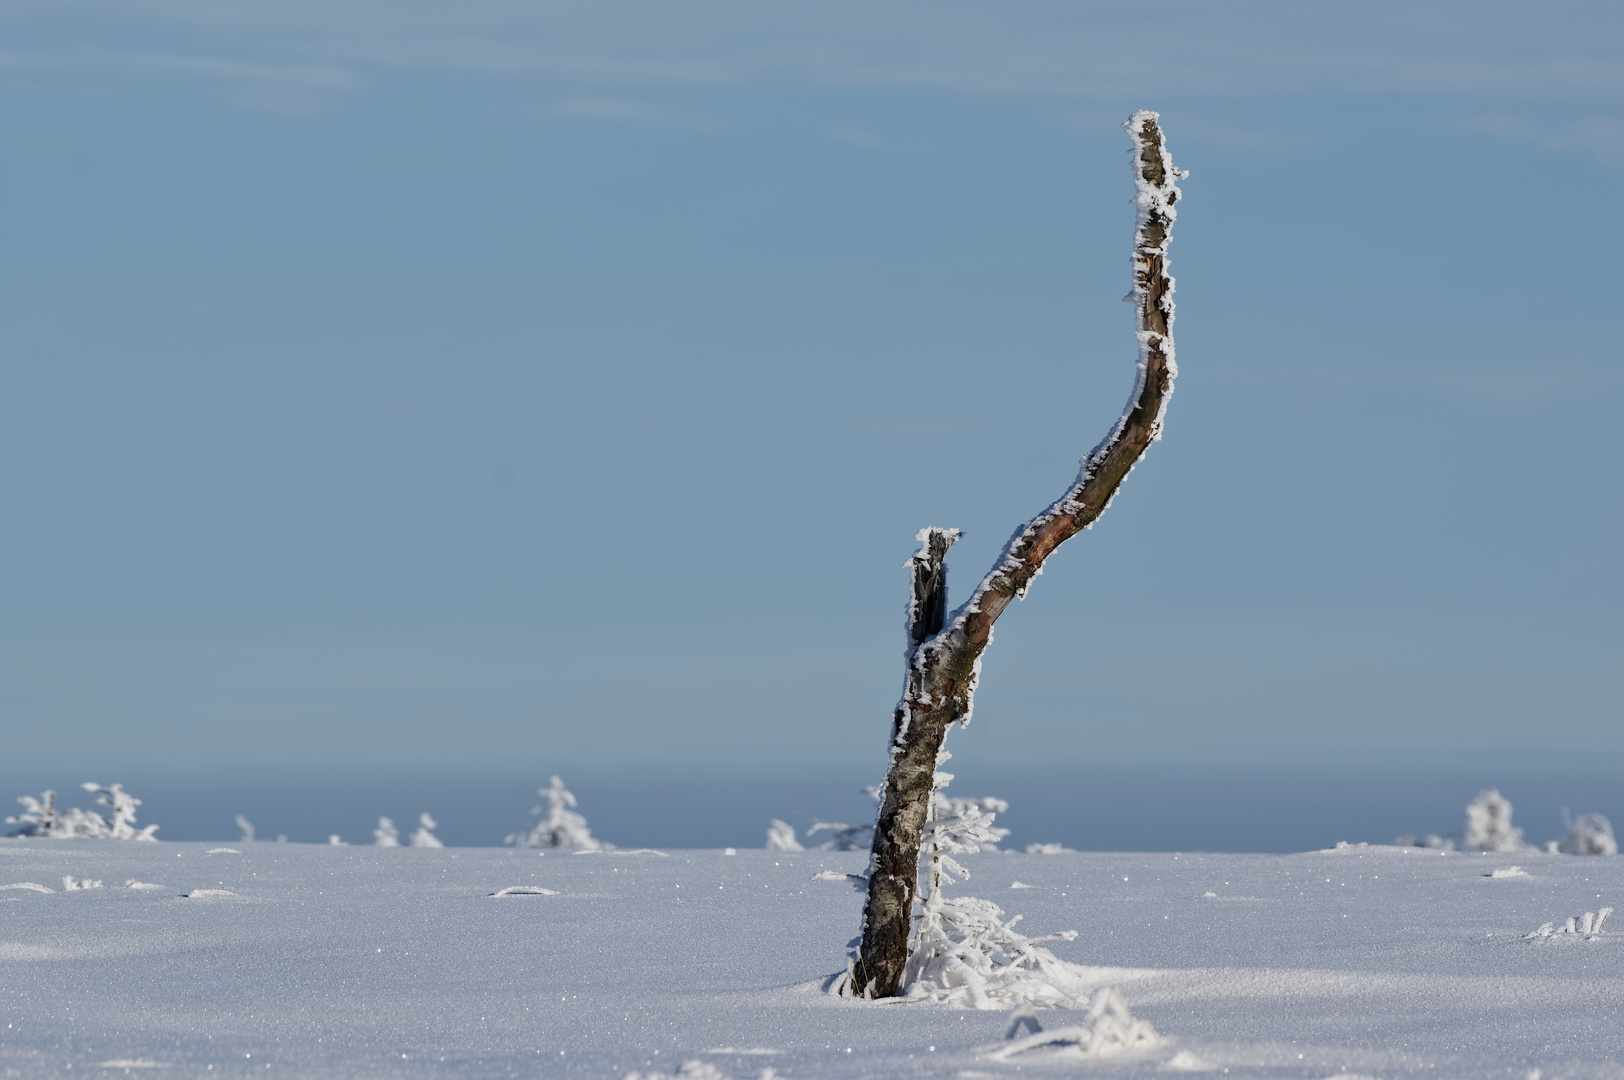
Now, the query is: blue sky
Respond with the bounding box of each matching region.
[2,1,1621,778]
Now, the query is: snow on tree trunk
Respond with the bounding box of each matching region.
[848,111,1184,999]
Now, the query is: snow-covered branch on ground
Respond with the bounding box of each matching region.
[850,111,1184,1000]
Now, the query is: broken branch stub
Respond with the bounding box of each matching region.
[849,111,1184,999]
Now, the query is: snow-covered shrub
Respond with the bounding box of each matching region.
[409,813,443,848]
[932,794,1010,852]
[806,820,873,851]
[7,790,64,837]
[235,815,256,842]
[62,876,104,890]
[1465,789,1531,852]
[6,784,157,840]
[765,819,803,852]
[373,816,400,847]
[84,783,159,840]
[836,763,1086,1008]
[1394,833,1454,851]
[328,834,346,845]
[1556,811,1616,856]
[1025,843,1075,855]
[507,776,610,850]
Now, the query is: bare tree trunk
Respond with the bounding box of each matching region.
[847,111,1185,999]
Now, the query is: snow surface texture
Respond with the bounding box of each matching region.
[2,841,1624,1078]
[508,776,610,850]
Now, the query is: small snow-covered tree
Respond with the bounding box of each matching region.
[7,784,157,840]
[1465,789,1531,853]
[409,813,444,848]
[81,783,159,840]
[6,790,62,837]
[507,776,610,850]
[766,819,804,851]
[1557,811,1616,856]
[373,816,400,847]
[848,112,1185,998]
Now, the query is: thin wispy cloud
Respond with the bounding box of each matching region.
[3,2,1620,102]
[1456,111,1624,160]
[537,94,726,133]
[2,1,1622,149]
[0,46,363,112]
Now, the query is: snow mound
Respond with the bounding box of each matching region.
[206,848,241,855]
[490,886,559,897]
[1488,866,1529,879]
[977,987,1159,1061]
[0,882,53,894]
[123,880,166,890]
[181,889,236,899]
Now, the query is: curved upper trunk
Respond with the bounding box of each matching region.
[847,111,1185,1000]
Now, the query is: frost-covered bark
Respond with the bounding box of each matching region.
[848,112,1184,999]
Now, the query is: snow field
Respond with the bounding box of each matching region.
[1,841,1622,1078]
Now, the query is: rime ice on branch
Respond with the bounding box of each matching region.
[846,112,1185,1000]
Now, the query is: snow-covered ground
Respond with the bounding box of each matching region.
[2,840,1620,1079]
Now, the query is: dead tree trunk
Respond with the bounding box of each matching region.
[846,111,1185,1000]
